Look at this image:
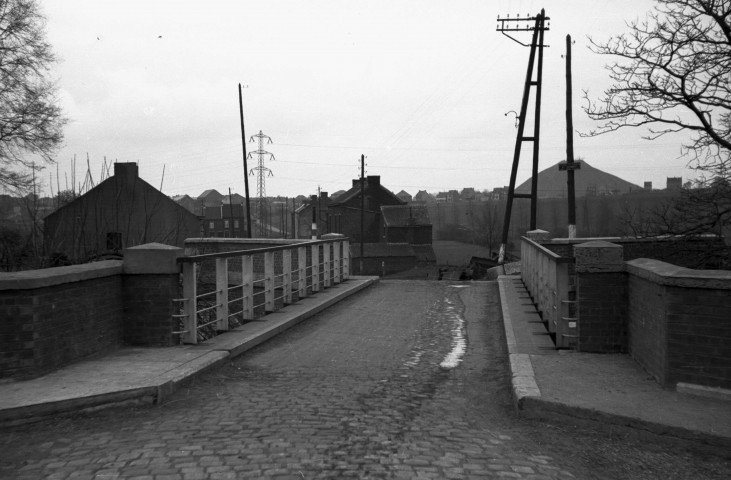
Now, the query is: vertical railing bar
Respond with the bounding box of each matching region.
[242,254,253,320]
[182,262,197,344]
[264,251,275,312]
[216,257,229,331]
[283,249,292,304]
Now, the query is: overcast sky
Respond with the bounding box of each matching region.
[40,0,693,199]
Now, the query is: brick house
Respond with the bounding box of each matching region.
[201,202,248,237]
[325,176,406,243]
[44,163,200,262]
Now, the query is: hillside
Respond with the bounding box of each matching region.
[515,160,642,198]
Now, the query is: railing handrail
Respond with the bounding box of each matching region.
[178,237,350,263]
[521,236,573,264]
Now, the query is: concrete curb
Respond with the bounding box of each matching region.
[1,277,378,426]
[496,275,731,450]
[497,276,542,410]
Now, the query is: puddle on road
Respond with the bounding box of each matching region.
[440,294,467,369]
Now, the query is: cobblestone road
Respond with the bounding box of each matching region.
[1,281,729,479]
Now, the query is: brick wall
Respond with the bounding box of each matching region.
[0,262,124,379]
[626,259,731,389]
[576,271,627,352]
[122,274,179,346]
[626,274,667,383]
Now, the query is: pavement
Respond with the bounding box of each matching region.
[1,272,729,452]
[0,276,379,427]
[498,274,731,450]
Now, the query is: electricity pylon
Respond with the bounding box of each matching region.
[248,130,275,237]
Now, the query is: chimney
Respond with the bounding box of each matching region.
[366,175,380,186]
[352,179,360,188]
[114,162,139,182]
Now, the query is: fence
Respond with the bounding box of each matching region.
[175,238,349,344]
[521,236,575,348]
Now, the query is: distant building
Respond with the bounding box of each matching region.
[666,177,682,190]
[414,190,435,203]
[44,163,200,262]
[396,190,413,203]
[381,205,432,245]
[490,187,508,200]
[201,203,248,237]
[460,187,476,201]
[644,181,653,191]
[295,192,332,239]
[172,194,200,215]
[198,189,224,207]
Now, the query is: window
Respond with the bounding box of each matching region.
[209,221,215,230]
[234,220,239,229]
[224,220,229,228]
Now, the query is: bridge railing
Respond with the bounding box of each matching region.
[521,236,575,348]
[174,238,349,344]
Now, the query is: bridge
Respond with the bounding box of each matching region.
[0,235,730,478]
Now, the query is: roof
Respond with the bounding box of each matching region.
[381,205,431,227]
[330,177,405,206]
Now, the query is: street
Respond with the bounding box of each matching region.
[1,281,729,479]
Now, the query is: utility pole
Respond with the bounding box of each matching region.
[248,130,274,237]
[560,34,580,239]
[238,84,252,238]
[496,10,550,264]
[360,154,365,275]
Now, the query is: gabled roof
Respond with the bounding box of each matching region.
[198,189,223,200]
[331,177,405,206]
[381,205,431,227]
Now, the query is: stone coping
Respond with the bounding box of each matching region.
[626,258,731,290]
[184,238,310,246]
[546,234,722,245]
[0,260,123,291]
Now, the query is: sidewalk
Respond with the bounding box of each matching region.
[0,276,379,427]
[498,275,731,450]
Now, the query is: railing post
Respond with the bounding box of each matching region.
[283,249,292,304]
[265,251,274,311]
[311,243,320,292]
[333,241,341,284]
[298,246,307,298]
[555,261,572,348]
[323,242,331,287]
[242,254,254,320]
[342,240,350,279]
[216,257,229,331]
[182,262,197,344]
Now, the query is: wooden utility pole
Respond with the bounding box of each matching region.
[565,34,577,238]
[360,154,365,275]
[238,84,252,238]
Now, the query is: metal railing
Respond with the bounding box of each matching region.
[521,236,575,349]
[174,238,350,344]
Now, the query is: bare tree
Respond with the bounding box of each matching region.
[583,0,731,175]
[0,0,65,191]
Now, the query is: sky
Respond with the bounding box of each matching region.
[38,0,696,199]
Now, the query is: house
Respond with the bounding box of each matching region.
[201,202,248,237]
[396,190,413,203]
[460,187,476,201]
[414,190,435,204]
[172,194,200,215]
[381,205,432,245]
[325,176,405,242]
[197,189,224,207]
[295,192,332,239]
[44,163,201,262]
